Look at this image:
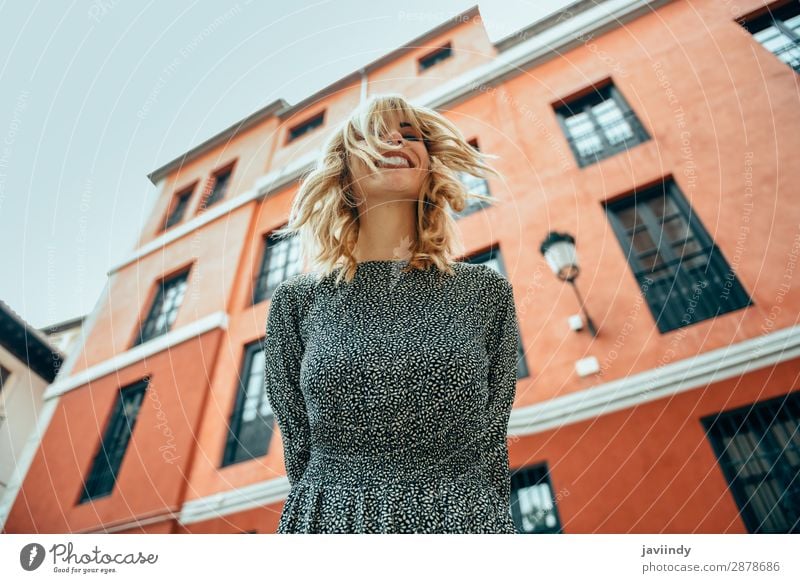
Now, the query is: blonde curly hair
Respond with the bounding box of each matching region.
[272,93,502,286]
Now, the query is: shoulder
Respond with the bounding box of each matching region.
[266,273,319,333]
[270,272,323,326]
[453,262,512,293]
[448,263,515,323]
[272,271,321,299]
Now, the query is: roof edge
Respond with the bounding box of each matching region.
[39,314,86,334]
[492,0,598,51]
[145,4,482,186]
[0,300,63,382]
[146,98,289,185]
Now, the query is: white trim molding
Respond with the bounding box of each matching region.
[107,192,260,275]
[509,324,800,436]
[176,323,800,526]
[179,475,290,526]
[420,0,668,110]
[45,311,229,399]
[107,146,321,276]
[78,509,181,534]
[1,311,228,532]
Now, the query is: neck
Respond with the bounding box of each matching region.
[353,197,418,261]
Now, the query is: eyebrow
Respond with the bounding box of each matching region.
[399,122,419,132]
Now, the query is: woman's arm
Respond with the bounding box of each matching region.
[482,275,521,509]
[263,280,311,487]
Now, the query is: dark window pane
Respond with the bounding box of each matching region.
[647,194,679,220]
[605,180,752,333]
[163,189,193,230]
[78,378,148,503]
[288,112,324,142]
[661,215,691,243]
[253,233,303,304]
[742,3,800,72]
[615,206,640,230]
[134,271,189,346]
[556,84,649,167]
[593,98,634,145]
[452,139,492,219]
[222,341,276,466]
[510,463,562,534]
[631,228,657,255]
[204,169,232,208]
[0,364,10,394]
[465,248,504,276]
[701,391,800,533]
[452,171,492,219]
[419,43,452,71]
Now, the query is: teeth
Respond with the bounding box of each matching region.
[379,156,410,168]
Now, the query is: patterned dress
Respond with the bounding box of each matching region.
[263,259,520,533]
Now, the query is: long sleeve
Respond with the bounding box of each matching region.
[482,276,521,511]
[263,280,311,487]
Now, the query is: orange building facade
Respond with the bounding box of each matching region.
[3,0,799,534]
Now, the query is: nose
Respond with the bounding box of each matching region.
[383,129,404,144]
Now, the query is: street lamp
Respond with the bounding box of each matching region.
[539,231,598,337]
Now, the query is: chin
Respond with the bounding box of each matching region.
[369,176,422,192]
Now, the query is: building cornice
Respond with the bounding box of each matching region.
[45,311,229,399]
[179,475,290,526]
[77,509,182,534]
[108,147,324,276]
[146,99,288,185]
[0,300,62,383]
[508,323,800,435]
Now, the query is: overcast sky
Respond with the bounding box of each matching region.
[0,0,573,330]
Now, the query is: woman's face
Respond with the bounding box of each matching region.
[348,118,430,204]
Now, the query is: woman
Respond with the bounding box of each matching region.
[263,93,521,533]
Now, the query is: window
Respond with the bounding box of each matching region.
[222,340,275,467]
[740,2,800,72]
[465,248,529,380]
[202,166,233,208]
[605,179,753,333]
[452,139,492,220]
[253,232,303,304]
[78,378,148,503]
[162,186,194,231]
[554,82,649,167]
[133,269,190,346]
[287,111,325,143]
[510,463,563,534]
[419,42,452,71]
[0,364,11,394]
[701,391,800,533]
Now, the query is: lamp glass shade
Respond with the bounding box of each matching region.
[544,240,579,281]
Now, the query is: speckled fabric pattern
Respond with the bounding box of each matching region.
[263,259,520,533]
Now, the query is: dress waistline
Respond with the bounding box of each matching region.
[300,439,486,489]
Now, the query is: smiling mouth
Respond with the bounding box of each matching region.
[377,155,413,169]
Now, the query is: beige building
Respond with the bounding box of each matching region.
[0,301,62,513]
